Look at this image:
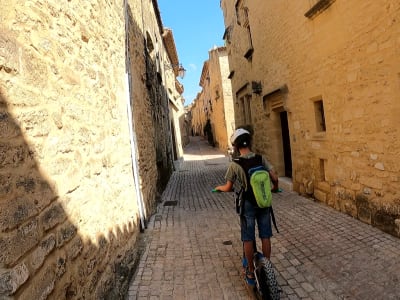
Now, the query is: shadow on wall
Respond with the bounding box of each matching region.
[0,87,141,298]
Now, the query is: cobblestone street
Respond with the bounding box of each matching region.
[126,136,400,300]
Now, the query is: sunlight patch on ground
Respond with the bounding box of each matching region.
[183,153,226,161]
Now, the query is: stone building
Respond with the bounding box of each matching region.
[220,0,400,237]
[162,28,188,159]
[181,105,192,146]
[0,0,184,298]
[190,47,235,152]
[190,92,208,137]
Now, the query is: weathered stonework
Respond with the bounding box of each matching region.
[220,0,400,237]
[190,92,208,137]
[190,47,235,153]
[0,0,183,298]
[208,47,235,152]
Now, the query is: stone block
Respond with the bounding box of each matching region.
[0,143,27,169]
[342,201,357,218]
[15,176,36,193]
[30,234,56,271]
[0,219,39,266]
[359,175,382,189]
[0,195,38,231]
[0,263,29,296]
[0,34,19,73]
[66,236,83,261]
[18,263,56,300]
[0,173,13,201]
[356,194,372,224]
[372,210,397,236]
[56,223,77,248]
[22,50,49,89]
[313,189,327,203]
[316,181,330,193]
[40,203,67,232]
[0,112,21,139]
[395,219,400,236]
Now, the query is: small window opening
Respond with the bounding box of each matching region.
[146,32,154,53]
[319,159,327,181]
[263,95,268,111]
[314,100,326,132]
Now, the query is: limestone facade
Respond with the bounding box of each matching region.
[190,47,235,153]
[190,92,208,137]
[162,28,187,160]
[220,0,400,237]
[0,0,183,298]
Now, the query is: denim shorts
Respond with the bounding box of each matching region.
[241,200,272,241]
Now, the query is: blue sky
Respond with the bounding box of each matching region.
[157,0,226,106]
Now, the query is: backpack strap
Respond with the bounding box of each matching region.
[234,155,263,205]
[270,207,279,233]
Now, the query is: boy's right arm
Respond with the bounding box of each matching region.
[214,180,234,192]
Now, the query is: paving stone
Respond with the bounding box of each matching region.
[126,136,400,299]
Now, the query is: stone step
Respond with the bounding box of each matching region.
[278,176,293,192]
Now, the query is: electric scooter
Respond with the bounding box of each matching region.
[212,188,281,299]
[242,241,281,300]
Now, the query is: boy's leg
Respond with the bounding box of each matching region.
[257,207,272,258]
[244,241,255,273]
[241,201,256,279]
[261,238,271,259]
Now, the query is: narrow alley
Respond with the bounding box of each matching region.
[126,136,400,300]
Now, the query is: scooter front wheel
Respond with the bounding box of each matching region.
[255,259,280,300]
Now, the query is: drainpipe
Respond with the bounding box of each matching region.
[124,0,146,231]
[166,97,176,171]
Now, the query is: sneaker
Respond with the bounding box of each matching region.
[245,268,256,286]
[242,257,248,268]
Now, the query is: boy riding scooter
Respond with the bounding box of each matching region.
[214,127,279,285]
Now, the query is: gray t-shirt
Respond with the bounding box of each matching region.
[225,152,273,191]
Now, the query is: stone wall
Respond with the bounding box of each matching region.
[0,0,173,298]
[221,0,400,237]
[126,0,171,214]
[190,94,207,137]
[208,47,235,152]
[191,90,208,138]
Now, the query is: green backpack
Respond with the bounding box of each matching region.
[248,165,272,208]
[235,154,279,232]
[235,154,272,208]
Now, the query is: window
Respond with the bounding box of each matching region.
[242,7,249,27]
[262,95,269,114]
[146,32,154,53]
[246,95,252,124]
[235,0,253,59]
[215,89,220,101]
[241,95,252,124]
[236,84,251,125]
[235,0,242,25]
[223,25,233,44]
[314,100,326,132]
[319,159,327,181]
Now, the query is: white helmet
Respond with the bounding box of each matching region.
[230,128,250,145]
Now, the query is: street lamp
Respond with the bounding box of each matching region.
[165,63,186,79]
